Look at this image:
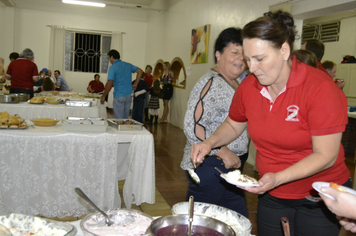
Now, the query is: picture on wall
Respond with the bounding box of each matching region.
[191,24,210,64]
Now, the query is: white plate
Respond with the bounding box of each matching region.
[220,174,260,187]
[312,182,356,201]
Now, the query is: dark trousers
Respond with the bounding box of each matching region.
[132,99,145,123]
[257,178,352,236]
[185,153,249,217]
[10,88,34,98]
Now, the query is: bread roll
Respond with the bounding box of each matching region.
[8,115,20,125]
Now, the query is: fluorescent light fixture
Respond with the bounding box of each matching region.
[62,0,106,7]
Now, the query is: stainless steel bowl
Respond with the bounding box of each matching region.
[172,201,252,235]
[147,214,236,236]
[0,94,20,103]
[17,93,30,102]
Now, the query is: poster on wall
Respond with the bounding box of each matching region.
[191,24,210,64]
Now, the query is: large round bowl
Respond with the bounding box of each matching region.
[171,201,252,236]
[80,208,153,236]
[147,214,236,236]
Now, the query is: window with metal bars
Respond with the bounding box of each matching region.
[301,21,340,44]
[65,32,112,73]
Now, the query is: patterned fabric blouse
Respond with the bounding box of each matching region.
[180,69,249,170]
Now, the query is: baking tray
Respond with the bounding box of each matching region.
[65,100,91,107]
[108,119,143,131]
[67,98,97,106]
[0,121,28,129]
[0,213,77,236]
[62,117,107,132]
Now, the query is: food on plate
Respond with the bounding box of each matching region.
[330,182,348,192]
[114,120,138,125]
[0,213,68,236]
[0,111,26,129]
[225,170,258,185]
[30,96,45,103]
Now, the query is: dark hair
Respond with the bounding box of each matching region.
[108,49,120,60]
[292,50,318,68]
[54,70,61,75]
[94,73,100,78]
[322,60,336,70]
[242,10,296,54]
[304,39,324,62]
[43,77,54,91]
[214,27,243,64]
[145,65,152,70]
[9,52,19,60]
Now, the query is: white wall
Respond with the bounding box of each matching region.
[0,6,147,95]
[145,0,271,130]
[324,17,356,64]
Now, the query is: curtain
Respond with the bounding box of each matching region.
[49,26,65,75]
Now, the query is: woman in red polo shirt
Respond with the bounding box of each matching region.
[190,10,350,236]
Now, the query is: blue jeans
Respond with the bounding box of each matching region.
[185,153,249,217]
[113,95,132,119]
[132,99,145,123]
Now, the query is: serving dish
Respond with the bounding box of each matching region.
[62,117,107,132]
[0,94,20,103]
[0,213,77,236]
[65,100,91,107]
[46,99,62,105]
[80,208,153,236]
[171,201,252,235]
[108,119,143,131]
[147,214,236,236]
[31,118,59,126]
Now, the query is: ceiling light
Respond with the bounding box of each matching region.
[62,0,105,7]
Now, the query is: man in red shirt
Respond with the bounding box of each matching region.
[5,48,39,98]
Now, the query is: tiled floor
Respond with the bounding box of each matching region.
[47,109,355,236]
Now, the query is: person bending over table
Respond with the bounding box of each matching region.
[190,10,350,236]
[181,27,249,217]
[4,48,39,98]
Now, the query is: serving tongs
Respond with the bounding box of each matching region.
[188,196,194,236]
[281,217,290,236]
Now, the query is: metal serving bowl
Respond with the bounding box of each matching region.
[172,201,252,235]
[0,94,20,103]
[147,214,236,236]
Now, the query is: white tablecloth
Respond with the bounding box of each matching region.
[0,100,107,120]
[0,122,155,218]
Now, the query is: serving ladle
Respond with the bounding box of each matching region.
[75,187,114,226]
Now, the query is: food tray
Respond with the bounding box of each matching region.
[62,117,107,132]
[0,213,77,236]
[108,119,143,131]
[67,98,97,106]
[65,100,91,107]
[0,121,27,129]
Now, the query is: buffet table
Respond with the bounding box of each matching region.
[0,122,155,218]
[0,100,107,120]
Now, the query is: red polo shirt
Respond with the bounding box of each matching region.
[7,58,39,90]
[229,56,349,199]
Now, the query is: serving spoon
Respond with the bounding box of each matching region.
[75,187,114,226]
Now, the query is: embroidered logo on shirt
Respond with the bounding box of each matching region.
[285,105,299,122]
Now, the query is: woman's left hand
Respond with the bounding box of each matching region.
[242,172,278,194]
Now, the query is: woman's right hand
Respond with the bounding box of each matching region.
[190,142,212,166]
